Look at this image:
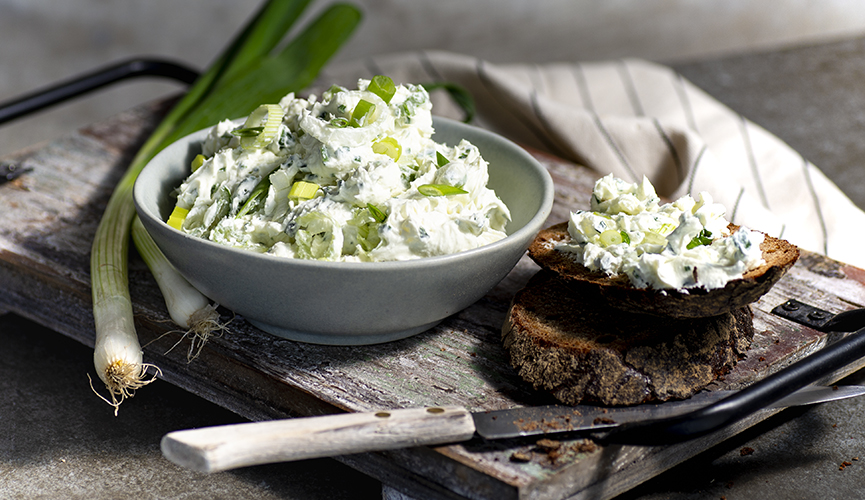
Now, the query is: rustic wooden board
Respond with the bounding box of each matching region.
[2,100,865,500]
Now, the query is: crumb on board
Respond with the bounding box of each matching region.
[536,439,561,452]
[507,439,598,466]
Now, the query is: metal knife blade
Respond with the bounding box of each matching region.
[161,384,865,473]
[471,384,865,440]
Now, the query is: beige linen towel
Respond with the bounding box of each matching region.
[317,51,865,268]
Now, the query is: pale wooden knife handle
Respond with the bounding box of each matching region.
[161,406,475,473]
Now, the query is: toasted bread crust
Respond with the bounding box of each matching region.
[527,222,799,318]
[502,271,755,406]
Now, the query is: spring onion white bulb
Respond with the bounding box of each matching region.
[90,176,158,416]
[131,216,224,361]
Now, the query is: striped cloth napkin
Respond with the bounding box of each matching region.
[317,51,865,269]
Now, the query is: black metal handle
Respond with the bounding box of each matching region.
[598,304,865,446]
[0,58,200,125]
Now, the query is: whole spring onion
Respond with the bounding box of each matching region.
[89,0,360,413]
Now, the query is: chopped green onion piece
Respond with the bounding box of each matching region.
[167,206,189,230]
[231,126,264,137]
[367,203,387,223]
[372,137,402,161]
[368,75,396,104]
[642,231,667,245]
[240,104,285,148]
[288,180,320,200]
[236,176,271,217]
[417,184,468,196]
[435,151,449,167]
[687,229,714,249]
[349,99,376,127]
[327,84,345,95]
[620,231,630,244]
[330,117,348,128]
[191,154,206,172]
[658,222,677,236]
[599,229,624,247]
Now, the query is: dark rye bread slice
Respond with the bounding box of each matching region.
[528,222,799,318]
[502,270,755,406]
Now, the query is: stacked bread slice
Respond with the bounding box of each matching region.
[502,223,799,406]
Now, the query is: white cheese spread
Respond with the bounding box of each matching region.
[170,77,510,262]
[556,174,765,291]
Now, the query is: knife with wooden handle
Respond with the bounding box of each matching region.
[161,384,865,473]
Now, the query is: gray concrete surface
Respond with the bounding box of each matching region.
[0,313,382,499]
[4,0,865,158]
[4,1,865,499]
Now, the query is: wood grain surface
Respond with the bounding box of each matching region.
[2,100,864,500]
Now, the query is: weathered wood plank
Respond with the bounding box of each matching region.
[2,100,864,500]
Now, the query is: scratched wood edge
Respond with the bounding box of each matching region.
[2,101,865,500]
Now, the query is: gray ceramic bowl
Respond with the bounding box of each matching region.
[134,116,554,345]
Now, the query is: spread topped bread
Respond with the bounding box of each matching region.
[529,221,799,318]
[501,174,798,406]
[527,174,799,318]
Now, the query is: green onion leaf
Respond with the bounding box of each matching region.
[418,184,468,196]
[349,99,376,127]
[367,203,387,223]
[435,151,449,167]
[368,75,396,104]
[330,117,348,128]
[687,229,714,249]
[421,81,476,123]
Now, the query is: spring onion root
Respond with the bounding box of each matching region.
[132,216,225,361]
[91,293,159,416]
